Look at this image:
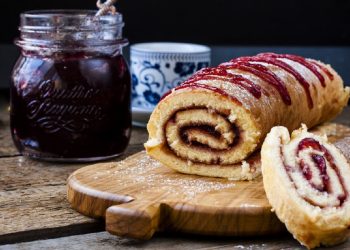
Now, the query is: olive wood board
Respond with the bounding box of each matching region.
[67,123,350,240]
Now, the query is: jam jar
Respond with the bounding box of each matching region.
[11,10,131,162]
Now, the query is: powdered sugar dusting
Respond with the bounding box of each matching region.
[112,155,162,176]
[89,153,236,200]
[137,174,236,199]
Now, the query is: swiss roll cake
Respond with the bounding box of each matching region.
[145,53,349,179]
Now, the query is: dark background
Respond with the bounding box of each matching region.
[2,0,350,45]
[1,0,350,89]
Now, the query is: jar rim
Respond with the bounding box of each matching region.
[21,9,123,21]
[19,9,124,32]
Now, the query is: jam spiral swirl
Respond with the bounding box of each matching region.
[165,107,240,165]
[282,131,347,208]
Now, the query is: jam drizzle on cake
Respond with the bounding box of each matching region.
[183,67,262,99]
[222,61,291,105]
[162,53,332,109]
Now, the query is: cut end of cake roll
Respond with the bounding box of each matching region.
[145,53,349,180]
[145,87,262,179]
[261,125,350,249]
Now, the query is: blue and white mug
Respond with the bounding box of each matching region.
[130,42,211,109]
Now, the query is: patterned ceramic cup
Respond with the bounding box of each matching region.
[130,42,211,109]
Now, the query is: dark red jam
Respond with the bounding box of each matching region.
[11,10,131,161]
[184,67,262,98]
[296,138,347,206]
[310,59,335,81]
[232,54,314,108]
[223,61,291,105]
[257,53,326,87]
[11,53,131,161]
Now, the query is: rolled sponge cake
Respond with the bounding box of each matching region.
[145,53,349,180]
[261,125,350,248]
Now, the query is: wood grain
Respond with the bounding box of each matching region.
[0,156,101,244]
[67,123,350,241]
[0,105,18,157]
[0,145,144,244]
[68,151,286,240]
[3,231,350,250]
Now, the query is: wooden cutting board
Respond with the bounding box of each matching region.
[67,123,350,240]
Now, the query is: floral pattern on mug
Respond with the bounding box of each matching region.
[174,62,196,77]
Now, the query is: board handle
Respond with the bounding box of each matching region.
[106,200,162,239]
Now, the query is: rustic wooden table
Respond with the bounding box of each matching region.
[1,97,350,250]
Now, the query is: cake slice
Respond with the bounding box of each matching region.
[261,125,350,249]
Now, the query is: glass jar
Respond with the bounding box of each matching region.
[11,10,131,162]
